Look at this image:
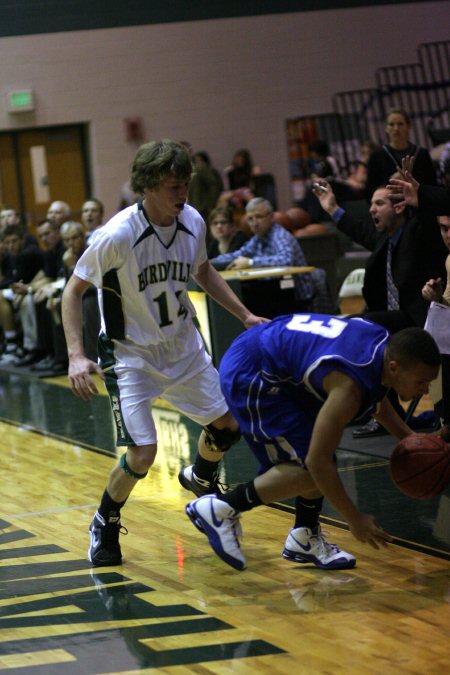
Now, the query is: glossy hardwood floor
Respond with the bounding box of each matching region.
[0,370,448,674]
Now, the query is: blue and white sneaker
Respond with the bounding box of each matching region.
[88,511,127,567]
[282,526,356,570]
[185,495,246,571]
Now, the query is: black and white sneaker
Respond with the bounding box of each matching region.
[178,464,223,497]
[88,511,127,567]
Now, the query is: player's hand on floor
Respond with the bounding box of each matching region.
[349,512,393,549]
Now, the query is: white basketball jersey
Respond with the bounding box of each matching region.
[74,202,207,346]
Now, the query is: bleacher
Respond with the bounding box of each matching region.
[286,39,450,305]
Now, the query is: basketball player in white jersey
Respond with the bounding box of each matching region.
[62,139,267,566]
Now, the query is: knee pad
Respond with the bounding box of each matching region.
[203,423,241,453]
[119,452,148,479]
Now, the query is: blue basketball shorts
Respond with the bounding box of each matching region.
[220,333,313,473]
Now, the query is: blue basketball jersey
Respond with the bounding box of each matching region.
[219,314,390,468]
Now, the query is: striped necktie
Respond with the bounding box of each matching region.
[386,237,399,310]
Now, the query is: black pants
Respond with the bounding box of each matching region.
[436,354,450,425]
[241,279,310,320]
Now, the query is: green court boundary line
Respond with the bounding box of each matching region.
[270,502,450,561]
[2,415,449,561]
[338,460,389,471]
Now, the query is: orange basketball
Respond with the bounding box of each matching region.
[273,211,295,231]
[286,207,311,229]
[295,223,328,237]
[390,433,450,499]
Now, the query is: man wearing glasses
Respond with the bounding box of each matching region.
[211,198,313,315]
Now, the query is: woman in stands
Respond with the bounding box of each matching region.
[366,108,436,199]
[207,205,249,258]
[223,149,261,191]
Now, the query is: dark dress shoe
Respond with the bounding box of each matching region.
[352,419,388,438]
[30,355,56,372]
[49,361,68,375]
[14,350,45,367]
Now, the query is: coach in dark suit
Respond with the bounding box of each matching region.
[314,179,447,436]
[316,181,447,332]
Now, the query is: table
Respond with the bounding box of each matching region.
[188,265,315,365]
[219,265,315,281]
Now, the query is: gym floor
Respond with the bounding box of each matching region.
[0,369,449,674]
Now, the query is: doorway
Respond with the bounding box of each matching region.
[0,124,90,232]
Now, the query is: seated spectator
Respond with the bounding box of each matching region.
[211,197,313,317]
[20,216,101,372]
[0,228,11,286]
[295,140,341,222]
[217,185,255,217]
[0,206,37,247]
[0,225,44,361]
[30,221,83,373]
[220,149,262,219]
[223,148,262,191]
[60,221,87,274]
[47,200,72,228]
[0,206,21,230]
[81,198,104,242]
[343,161,368,198]
[60,221,100,361]
[366,108,436,200]
[24,220,68,372]
[189,152,223,221]
[207,205,249,258]
[308,139,340,179]
[323,162,369,205]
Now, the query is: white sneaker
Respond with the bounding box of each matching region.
[282,526,356,570]
[185,495,246,570]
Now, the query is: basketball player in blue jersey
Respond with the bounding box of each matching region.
[184,314,440,570]
[61,139,267,566]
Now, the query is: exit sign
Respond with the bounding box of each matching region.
[7,89,35,113]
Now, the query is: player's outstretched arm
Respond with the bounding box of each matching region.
[193,259,270,327]
[374,397,413,440]
[62,274,105,400]
[306,371,393,549]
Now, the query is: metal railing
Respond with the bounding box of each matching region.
[288,41,450,179]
